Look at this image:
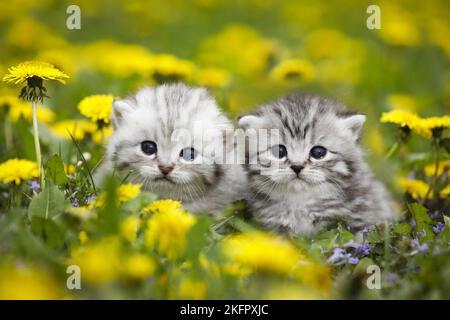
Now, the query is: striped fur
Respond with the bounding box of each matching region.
[238,93,397,237]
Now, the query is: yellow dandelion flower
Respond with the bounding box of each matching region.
[396,177,430,199]
[78,230,89,245]
[196,67,231,88]
[69,237,121,285]
[143,199,182,214]
[387,94,418,112]
[64,164,76,175]
[306,29,348,60]
[380,110,432,139]
[145,205,196,259]
[422,116,450,131]
[271,59,315,82]
[50,120,96,141]
[0,263,65,299]
[120,216,141,242]
[8,102,55,124]
[117,183,141,202]
[3,61,69,85]
[77,94,114,124]
[423,159,450,176]
[0,158,39,185]
[222,231,306,276]
[91,125,113,144]
[151,54,195,79]
[124,254,156,280]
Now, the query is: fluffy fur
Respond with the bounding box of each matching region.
[238,93,397,237]
[95,83,247,214]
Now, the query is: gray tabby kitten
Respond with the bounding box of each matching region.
[95,83,247,214]
[238,93,396,237]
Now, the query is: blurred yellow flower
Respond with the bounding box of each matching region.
[3,61,69,85]
[92,125,114,144]
[387,94,418,112]
[78,94,114,124]
[196,67,231,88]
[306,29,348,60]
[50,119,96,141]
[66,206,94,221]
[423,160,450,176]
[222,231,305,276]
[83,40,154,77]
[441,185,450,197]
[367,127,385,155]
[145,203,196,259]
[0,94,22,109]
[172,278,207,300]
[37,48,78,78]
[427,20,450,58]
[64,164,76,175]
[271,59,315,81]
[197,24,276,76]
[151,54,195,80]
[396,177,430,199]
[124,254,156,280]
[69,237,121,285]
[0,158,39,185]
[0,263,64,299]
[380,110,432,139]
[143,199,182,214]
[378,4,420,46]
[263,283,324,300]
[8,102,55,124]
[5,17,68,51]
[120,216,141,242]
[78,230,89,245]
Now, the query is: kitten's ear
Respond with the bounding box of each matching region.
[340,114,366,142]
[112,99,134,128]
[237,114,266,130]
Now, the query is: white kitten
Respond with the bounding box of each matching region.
[95,83,247,214]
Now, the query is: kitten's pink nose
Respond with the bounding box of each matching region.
[159,166,174,175]
[290,165,304,175]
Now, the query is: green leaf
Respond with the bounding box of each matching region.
[408,203,433,240]
[367,228,383,244]
[186,217,211,261]
[28,183,69,248]
[45,154,68,185]
[394,222,412,235]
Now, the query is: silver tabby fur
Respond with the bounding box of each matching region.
[238,93,397,237]
[95,83,247,214]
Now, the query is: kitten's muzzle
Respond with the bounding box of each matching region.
[158,166,174,175]
[290,165,304,175]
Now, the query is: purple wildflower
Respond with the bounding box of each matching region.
[416,230,427,238]
[429,211,439,219]
[418,243,429,253]
[348,257,359,265]
[387,273,398,283]
[433,222,445,235]
[30,181,40,193]
[327,248,347,264]
[411,238,420,247]
[72,199,80,207]
[85,194,97,205]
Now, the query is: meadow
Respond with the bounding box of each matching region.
[0,0,449,299]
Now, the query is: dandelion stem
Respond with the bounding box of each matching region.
[4,116,13,150]
[32,101,43,187]
[424,138,440,202]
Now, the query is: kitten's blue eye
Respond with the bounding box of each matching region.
[141,141,157,155]
[180,147,197,161]
[271,145,287,159]
[310,146,327,159]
